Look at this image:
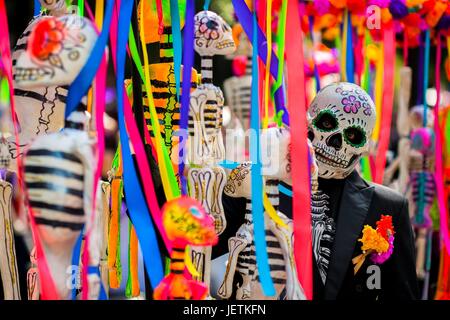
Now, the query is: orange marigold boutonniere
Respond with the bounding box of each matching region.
[352,215,395,274]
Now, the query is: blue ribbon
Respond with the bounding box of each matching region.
[279,184,292,197]
[249,9,275,297]
[218,160,240,170]
[345,11,354,83]
[65,0,114,118]
[34,0,41,16]
[203,0,211,11]
[179,0,195,195]
[170,0,182,101]
[232,0,289,126]
[116,0,164,289]
[71,230,84,300]
[87,266,108,300]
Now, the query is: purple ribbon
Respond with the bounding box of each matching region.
[179,0,195,194]
[232,0,289,125]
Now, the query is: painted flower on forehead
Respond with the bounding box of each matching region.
[29,17,66,61]
[342,95,362,114]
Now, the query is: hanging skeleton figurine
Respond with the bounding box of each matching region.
[222,24,252,163]
[385,67,436,280]
[136,0,198,178]
[0,66,20,300]
[154,197,218,300]
[407,106,436,280]
[19,11,99,299]
[186,10,236,294]
[10,0,93,169]
[223,23,252,132]
[217,127,306,300]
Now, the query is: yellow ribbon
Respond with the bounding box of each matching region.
[95,0,104,29]
[372,43,384,142]
[262,0,272,129]
[263,192,288,229]
[139,2,180,200]
[340,10,348,82]
[352,251,370,275]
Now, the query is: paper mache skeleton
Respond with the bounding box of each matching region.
[136,0,198,178]
[186,10,236,296]
[154,197,218,300]
[10,0,94,171]
[384,67,437,279]
[15,3,106,299]
[222,24,252,163]
[0,65,20,300]
[217,127,306,300]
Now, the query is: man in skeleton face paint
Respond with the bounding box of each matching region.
[307,82,418,300]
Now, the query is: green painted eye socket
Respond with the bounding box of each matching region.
[344,125,366,148]
[313,110,338,132]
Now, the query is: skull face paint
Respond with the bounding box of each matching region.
[194,11,236,56]
[307,82,376,179]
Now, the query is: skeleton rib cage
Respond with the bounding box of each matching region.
[141,26,198,158]
[24,146,85,231]
[233,180,287,299]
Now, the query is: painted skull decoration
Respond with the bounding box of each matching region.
[14,14,98,88]
[194,11,236,56]
[307,82,376,179]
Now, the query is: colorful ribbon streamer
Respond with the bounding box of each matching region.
[34,0,41,15]
[433,33,450,256]
[116,0,164,289]
[179,0,195,195]
[0,0,60,299]
[285,0,312,300]
[232,0,289,125]
[170,0,182,101]
[250,6,275,296]
[65,0,112,118]
[374,24,395,184]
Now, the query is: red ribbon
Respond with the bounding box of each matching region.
[374,24,395,184]
[433,33,450,256]
[285,0,312,300]
[0,0,61,299]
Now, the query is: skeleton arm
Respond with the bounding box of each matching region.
[217,226,250,299]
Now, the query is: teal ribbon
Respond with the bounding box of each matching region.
[203,0,211,11]
[249,8,275,296]
[170,0,182,101]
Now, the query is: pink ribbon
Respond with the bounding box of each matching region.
[433,33,450,255]
[0,0,61,299]
[286,0,313,300]
[374,24,395,184]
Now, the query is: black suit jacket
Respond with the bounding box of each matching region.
[216,170,419,300]
[325,170,419,300]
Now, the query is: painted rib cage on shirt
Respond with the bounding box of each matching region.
[311,190,335,285]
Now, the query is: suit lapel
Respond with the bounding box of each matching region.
[324,171,374,299]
